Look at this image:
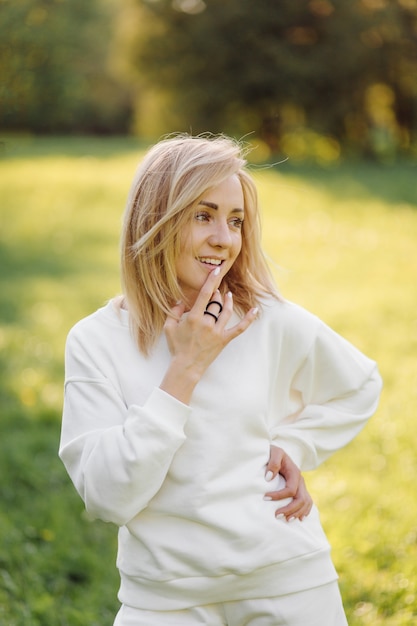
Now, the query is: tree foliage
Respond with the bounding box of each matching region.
[2,0,417,156]
[127,0,417,156]
[0,0,132,133]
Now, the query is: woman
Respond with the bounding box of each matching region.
[59,134,382,625]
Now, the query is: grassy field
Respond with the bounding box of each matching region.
[0,136,416,625]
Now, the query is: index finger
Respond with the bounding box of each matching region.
[191,267,222,314]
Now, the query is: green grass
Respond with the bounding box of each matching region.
[1,136,416,625]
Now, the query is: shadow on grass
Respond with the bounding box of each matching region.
[272,159,417,208]
[0,409,120,625]
[0,134,148,160]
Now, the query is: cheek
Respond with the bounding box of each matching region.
[179,226,195,257]
[233,233,243,258]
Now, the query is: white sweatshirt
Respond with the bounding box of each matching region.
[59,298,382,610]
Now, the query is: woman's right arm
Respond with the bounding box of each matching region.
[60,337,191,526]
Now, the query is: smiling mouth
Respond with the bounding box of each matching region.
[197,257,224,267]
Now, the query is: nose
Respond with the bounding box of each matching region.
[208,220,233,248]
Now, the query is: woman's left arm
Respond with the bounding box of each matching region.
[270,320,383,472]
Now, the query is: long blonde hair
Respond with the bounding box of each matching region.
[120,134,279,354]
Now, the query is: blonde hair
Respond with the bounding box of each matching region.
[120,134,279,354]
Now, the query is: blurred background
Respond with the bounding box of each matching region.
[1,1,417,625]
[1,0,417,161]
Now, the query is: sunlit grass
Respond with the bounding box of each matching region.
[257,164,417,625]
[0,136,416,624]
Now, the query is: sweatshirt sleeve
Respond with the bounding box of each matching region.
[59,330,190,527]
[270,319,382,471]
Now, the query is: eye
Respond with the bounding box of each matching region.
[195,211,211,222]
[229,217,244,229]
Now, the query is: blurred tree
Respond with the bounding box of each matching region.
[0,0,133,133]
[123,0,417,157]
[2,0,416,154]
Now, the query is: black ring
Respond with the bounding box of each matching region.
[206,300,223,314]
[203,310,219,323]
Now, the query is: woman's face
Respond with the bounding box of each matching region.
[176,174,244,306]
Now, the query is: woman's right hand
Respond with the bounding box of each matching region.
[161,268,258,404]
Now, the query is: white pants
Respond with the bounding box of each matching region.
[113,582,348,625]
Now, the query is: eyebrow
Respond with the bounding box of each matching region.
[198,200,244,213]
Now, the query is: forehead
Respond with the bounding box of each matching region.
[198,174,244,208]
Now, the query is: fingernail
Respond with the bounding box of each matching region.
[252,307,259,316]
[213,267,220,276]
[227,291,233,299]
[275,513,285,520]
[263,496,272,501]
[265,471,274,481]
